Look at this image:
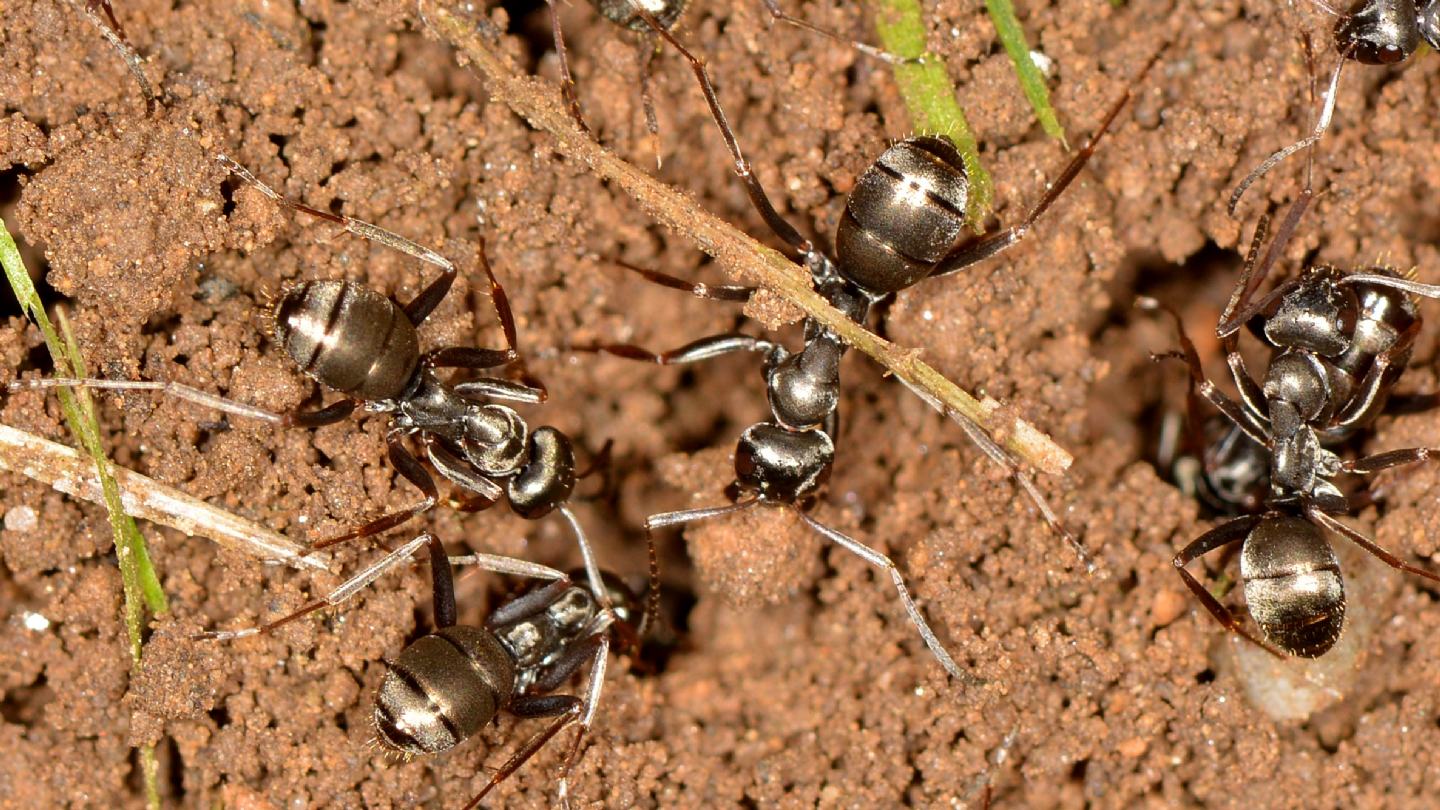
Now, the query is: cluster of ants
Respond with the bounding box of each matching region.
[10,0,1440,806]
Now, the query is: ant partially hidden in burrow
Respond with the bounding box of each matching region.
[198,526,654,808]
[543,0,905,165]
[1141,152,1440,657]
[575,11,1159,681]
[1229,5,1439,212]
[1154,409,1271,518]
[14,0,615,586]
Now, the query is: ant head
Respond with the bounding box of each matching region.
[1240,514,1346,658]
[1334,0,1420,64]
[733,423,834,504]
[1263,272,1357,356]
[835,136,969,296]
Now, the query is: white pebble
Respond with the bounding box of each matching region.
[3,505,37,532]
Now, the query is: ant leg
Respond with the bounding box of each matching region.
[310,437,438,549]
[5,377,356,427]
[1307,507,1440,584]
[219,157,460,289]
[428,541,573,632]
[193,533,432,641]
[426,533,459,629]
[575,439,613,480]
[474,234,523,357]
[426,441,506,504]
[422,347,516,370]
[890,374,1094,571]
[947,394,1094,571]
[754,0,910,64]
[645,498,761,531]
[633,8,819,259]
[450,553,567,583]
[1342,446,1439,475]
[638,35,663,168]
[1385,391,1440,415]
[580,333,774,365]
[488,579,574,629]
[1332,318,1421,428]
[452,377,548,405]
[1172,515,1284,655]
[72,0,157,110]
[1215,208,1312,340]
[1215,208,1286,418]
[1136,298,1273,445]
[795,510,980,686]
[612,258,756,301]
[1227,53,1344,215]
[545,0,592,135]
[1342,273,1440,299]
[556,634,610,810]
[462,696,584,810]
[640,524,663,640]
[929,52,1159,278]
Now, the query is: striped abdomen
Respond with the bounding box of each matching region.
[835,136,969,295]
[273,280,420,402]
[373,626,516,756]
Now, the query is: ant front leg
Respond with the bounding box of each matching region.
[795,510,980,686]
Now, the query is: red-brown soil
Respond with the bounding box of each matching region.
[5,0,1440,807]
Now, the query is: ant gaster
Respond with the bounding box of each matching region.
[16,3,614,588]
[582,11,1158,681]
[1143,162,1440,657]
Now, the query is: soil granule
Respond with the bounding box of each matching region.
[5,0,1440,807]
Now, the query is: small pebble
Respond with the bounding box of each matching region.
[3,505,38,532]
[1151,589,1187,627]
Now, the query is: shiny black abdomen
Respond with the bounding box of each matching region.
[273,280,420,402]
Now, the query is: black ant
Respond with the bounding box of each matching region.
[1142,147,1440,657]
[14,1,616,583]
[199,527,652,808]
[574,10,1159,681]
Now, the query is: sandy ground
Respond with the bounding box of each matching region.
[4,0,1440,807]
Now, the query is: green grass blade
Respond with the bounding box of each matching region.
[867,0,994,227]
[0,219,169,637]
[984,0,1067,147]
[58,309,168,614]
[1,216,167,808]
